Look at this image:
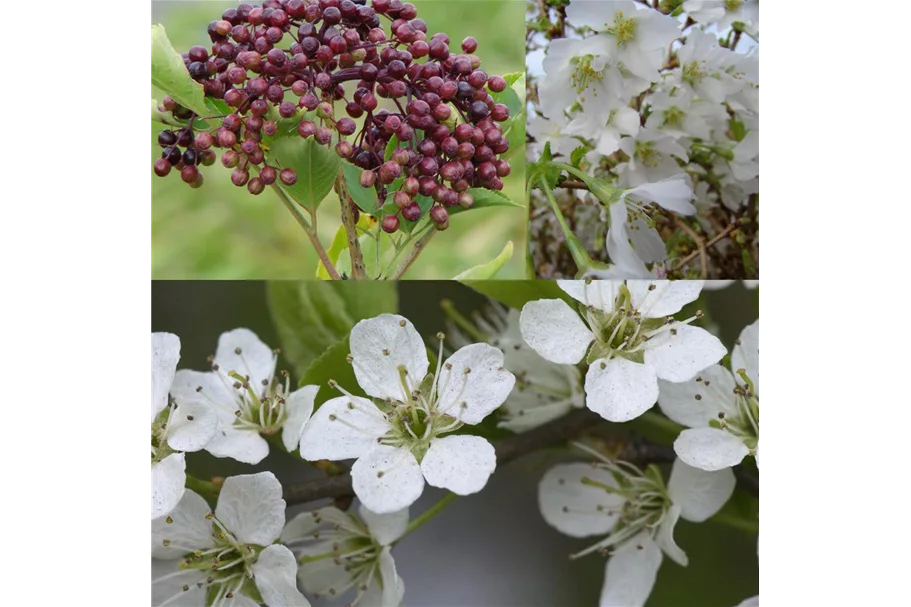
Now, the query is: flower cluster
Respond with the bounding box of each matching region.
[529,0,759,274]
[154,0,512,234]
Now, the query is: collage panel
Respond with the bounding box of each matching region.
[151,278,758,606]
[152,0,526,280]
[526,0,759,279]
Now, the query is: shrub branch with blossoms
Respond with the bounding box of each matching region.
[526,0,759,279]
[151,279,758,606]
[152,0,525,280]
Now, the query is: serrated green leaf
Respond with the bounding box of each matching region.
[342,162,381,213]
[570,145,588,168]
[448,188,523,217]
[459,279,569,311]
[452,241,513,279]
[502,72,525,87]
[151,24,209,117]
[297,336,364,409]
[528,142,562,190]
[267,280,398,378]
[268,137,339,210]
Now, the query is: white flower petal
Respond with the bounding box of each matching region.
[627,280,704,318]
[298,396,390,461]
[622,175,695,216]
[350,314,429,401]
[206,426,270,465]
[281,506,351,543]
[436,343,516,423]
[351,445,425,514]
[165,399,218,452]
[599,533,662,607]
[655,504,688,566]
[252,545,311,607]
[520,299,593,364]
[378,547,405,606]
[152,488,214,558]
[281,384,318,452]
[152,333,181,421]
[359,504,409,546]
[674,427,750,471]
[215,472,285,546]
[297,555,355,598]
[214,328,277,390]
[585,358,658,422]
[151,559,205,606]
[421,435,496,495]
[657,365,737,428]
[668,458,736,522]
[169,369,235,419]
[644,324,726,382]
[538,463,624,538]
[736,596,760,607]
[558,280,623,311]
[733,319,759,394]
[151,452,186,520]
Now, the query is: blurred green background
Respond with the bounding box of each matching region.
[152,279,759,606]
[152,0,526,279]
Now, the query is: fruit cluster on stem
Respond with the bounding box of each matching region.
[154,0,513,233]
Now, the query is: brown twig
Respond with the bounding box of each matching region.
[555,180,589,191]
[672,222,737,274]
[282,409,759,506]
[674,219,708,279]
[335,171,366,280]
[389,227,436,279]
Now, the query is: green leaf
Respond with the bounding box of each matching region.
[316,225,350,280]
[490,72,524,118]
[268,137,339,210]
[151,24,209,117]
[460,279,569,311]
[341,162,381,213]
[452,241,513,279]
[501,106,526,160]
[570,145,588,168]
[448,188,523,216]
[528,142,562,191]
[267,280,398,378]
[384,134,401,162]
[297,337,363,409]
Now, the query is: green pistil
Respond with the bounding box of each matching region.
[607,12,636,46]
[635,141,660,168]
[664,106,685,128]
[570,55,603,93]
[683,61,707,85]
[725,0,744,11]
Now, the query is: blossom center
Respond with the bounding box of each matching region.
[706,370,759,451]
[682,60,708,85]
[161,513,264,604]
[606,12,636,46]
[663,105,685,128]
[634,141,661,167]
[225,370,291,435]
[570,55,603,94]
[151,400,178,463]
[725,0,744,11]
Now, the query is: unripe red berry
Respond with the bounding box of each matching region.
[394,191,411,208]
[280,168,297,185]
[260,165,278,185]
[360,170,376,188]
[248,177,265,195]
[401,201,422,222]
[232,168,250,186]
[458,192,474,209]
[153,158,171,177]
[402,176,420,195]
[336,141,355,158]
[382,215,400,233]
[180,165,199,183]
[461,36,478,53]
[430,205,449,230]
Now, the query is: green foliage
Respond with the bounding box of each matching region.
[297,336,364,408]
[448,188,523,217]
[267,281,398,378]
[527,142,562,191]
[267,138,339,210]
[453,242,514,279]
[151,25,208,117]
[341,162,381,213]
[460,279,569,310]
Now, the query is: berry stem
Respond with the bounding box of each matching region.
[334,169,367,280]
[389,225,436,279]
[269,184,342,280]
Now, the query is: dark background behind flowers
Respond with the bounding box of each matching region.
[152,280,759,606]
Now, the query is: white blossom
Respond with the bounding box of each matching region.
[152,332,217,519]
[170,328,319,465]
[658,319,759,470]
[539,448,735,607]
[151,472,309,607]
[447,303,585,432]
[520,280,725,423]
[283,504,408,606]
[299,314,515,513]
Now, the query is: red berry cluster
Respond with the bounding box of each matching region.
[153,0,512,232]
